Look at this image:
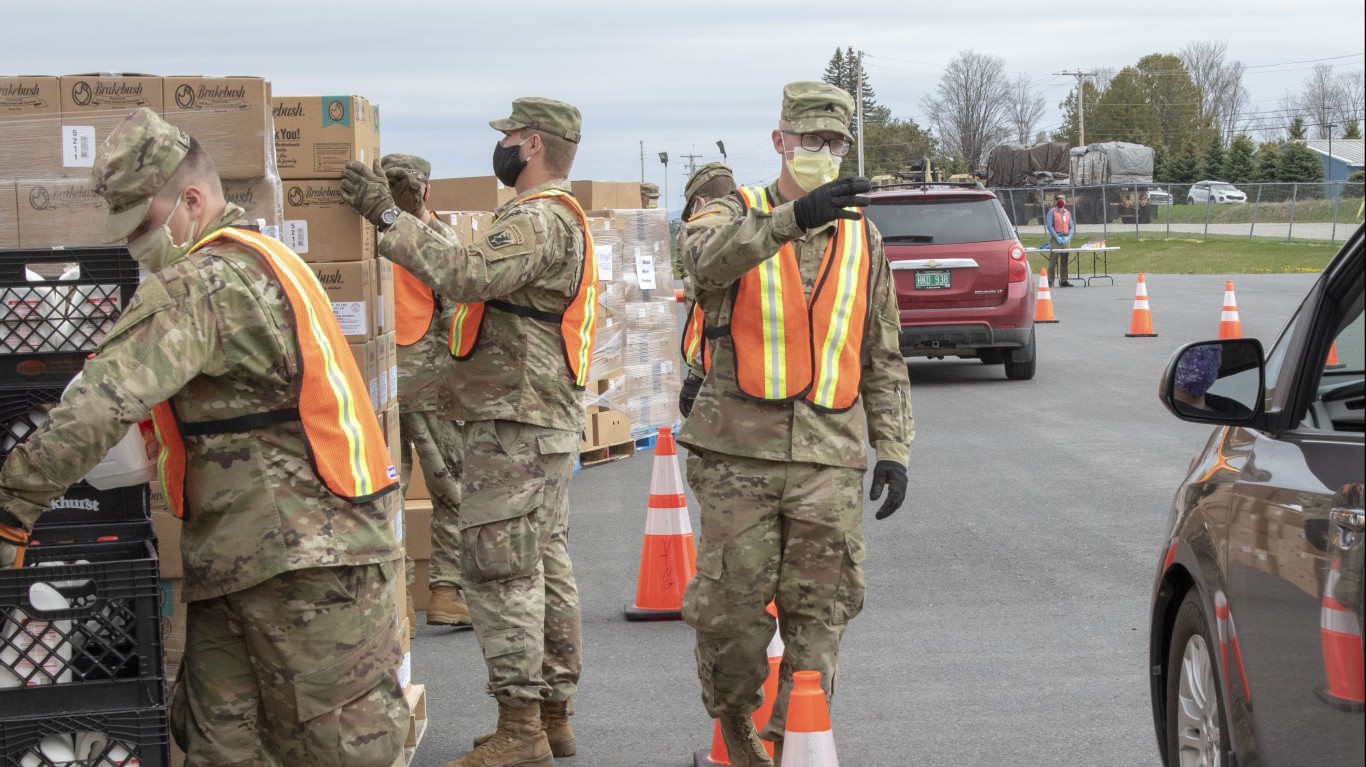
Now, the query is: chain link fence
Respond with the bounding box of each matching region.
[996,181,1365,244]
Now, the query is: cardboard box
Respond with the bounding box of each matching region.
[411,559,431,611]
[311,260,377,342]
[220,176,282,237]
[282,179,375,260]
[162,77,272,178]
[380,331,397,410]
[347,336,381,411]
[427,176,514,212]
[59,74,163,177]
[0,76,62,178]
[573,181,644,211]
[383,402,402,479]
[593,409,632,446]
[160,577,188,676]
[0,182,17,248]
[17,178,108,247]
[404,446,430,500]
[153,507,183,578]
[405,499,433,560]
[375,258,396,336]
[271,95,380,179]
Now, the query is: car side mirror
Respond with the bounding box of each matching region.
[1160,339,1265,424]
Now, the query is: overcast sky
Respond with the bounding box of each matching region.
[5,1,1363,211]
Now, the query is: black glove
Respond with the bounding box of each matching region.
[792,177,872,231]
[340,159,397,227]
[1,509,30,568]
[679,373,703,418]
[869,461,907,520]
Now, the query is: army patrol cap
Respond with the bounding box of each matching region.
[641,182,660,198]
[381,153,432,184]
[781,81,855,142]
[489,97,582,144]
[91,107,192,243]
[684,162,734,202]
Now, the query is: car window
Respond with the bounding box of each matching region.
[1264,302,1307,408]
[864,199,1012,245]
[1295,274,1365,432]
[1213,184,1237,192]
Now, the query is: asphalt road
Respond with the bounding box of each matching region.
[409,271,1324,767]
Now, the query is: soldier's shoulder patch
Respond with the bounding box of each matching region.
[487,227,523,250]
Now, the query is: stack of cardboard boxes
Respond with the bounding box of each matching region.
[0,73,283,247]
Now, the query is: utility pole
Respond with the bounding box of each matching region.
[857,49,866,177]
[639,141,645,183]
[1055,70,1097,147]
[680,151,703,182]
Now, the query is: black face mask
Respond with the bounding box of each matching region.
[492,139,527,187]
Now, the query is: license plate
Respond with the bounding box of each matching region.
[915,270,951,290]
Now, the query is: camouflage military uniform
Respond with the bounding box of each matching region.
[397,212,465,594]
[678,179,912,740]
[379,179,586,706]
[0,110,405,765]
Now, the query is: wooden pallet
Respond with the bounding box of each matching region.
[578,439,636,468]
[390,683,428,767]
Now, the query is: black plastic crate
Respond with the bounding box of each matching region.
[0,540,163,716]
[0,706,168,766]
[0,247,139,389]
[0,387,151,534]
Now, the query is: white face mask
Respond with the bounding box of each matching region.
[783,137,842,192]
[127,195,199,271]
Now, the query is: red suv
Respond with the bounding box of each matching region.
[862,185,1037,380]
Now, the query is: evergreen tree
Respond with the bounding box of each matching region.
[1344,119,1362,140]
[1279,141,1325,183]
[1200,135,1226,180]
[1152,143,1170,182]
[821,49,848,94]
[1221,135,1257,184]
[1287,116,1307,140]
[1166,141,1201,184]
[1253,142,1280,183]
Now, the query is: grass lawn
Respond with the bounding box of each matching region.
[1026,233,1342,275]
[1155,198,1364,225]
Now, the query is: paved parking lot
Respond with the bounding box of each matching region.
[411,271,1323,767]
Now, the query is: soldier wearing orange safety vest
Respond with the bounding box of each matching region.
[0,109,407,765]
[676,82,913,767]
[342,97,593,767]
[678,162,736,417]
[1045,193,1074,287]
[378,153,472,634]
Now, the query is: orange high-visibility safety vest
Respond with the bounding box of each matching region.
[151,227,399,518]
[447,190,598,389]
[726,186,873,412]
[680,302,711,372]
[1051,207,1071,236]
[392,214,442,347]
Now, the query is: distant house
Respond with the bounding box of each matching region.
[1302,138,1364,184]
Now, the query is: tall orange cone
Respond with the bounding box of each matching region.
[1034,269,1058,324]
[1214,591,1252,702]
[1327,342,1343,369]
[695,606,784,766]
[625,427,697,621]
[1317,559,1365,712]
[1218,280,1242,339]
[781,671,838,767]
[1125,273,1157,337]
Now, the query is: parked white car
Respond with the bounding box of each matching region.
[1186,180,1247,205]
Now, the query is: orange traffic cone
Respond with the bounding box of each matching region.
[695,607,784,766]
[1317,559,1365,712]
[1327,342,1343,369]
[1214,591,1253,702]
[625,427,697,621]
[781,671,838,766]
[1125,273,1157,337]
[1218,280,1243,339]
[1034,269,1058,324]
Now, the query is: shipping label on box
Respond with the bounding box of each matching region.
[0,182,17,248]
[283,179,375,260]
[163,77,272,179]
[383,401,402,478]
[312,260,376,342]
[427,177,514,212]
[17,179,108,247]
[0,76,62,178]
[59,75,163,176]
[221,176,283,235]
[272,95,379,179]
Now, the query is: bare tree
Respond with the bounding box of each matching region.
[920,50,1011,167]
[1299,63,1339,138]
[1180,40,1251,144]
[1004,74,1047,144]
[1336,69,1364,128]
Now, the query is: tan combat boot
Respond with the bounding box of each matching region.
[540,700,575,757]
[427,585,472,628]
[719,715,774,767]
[445,703,551,767]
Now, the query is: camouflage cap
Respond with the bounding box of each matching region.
[90,107,192,243]
[781,81,854,142]
[684,162,734,202]
[381,153,432,184]
[489,97,582,143]
[640,182,660,197]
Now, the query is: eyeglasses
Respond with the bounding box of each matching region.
[783,132,852,157]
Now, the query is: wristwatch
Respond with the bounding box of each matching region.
[378,206,403,231]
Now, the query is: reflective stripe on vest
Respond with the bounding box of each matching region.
[1051,207,1071,235]
[446,190,599,388]
[153,228,398,518]
[393,264,436,347]
[729,186,871,412]
[680,302,710,372]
